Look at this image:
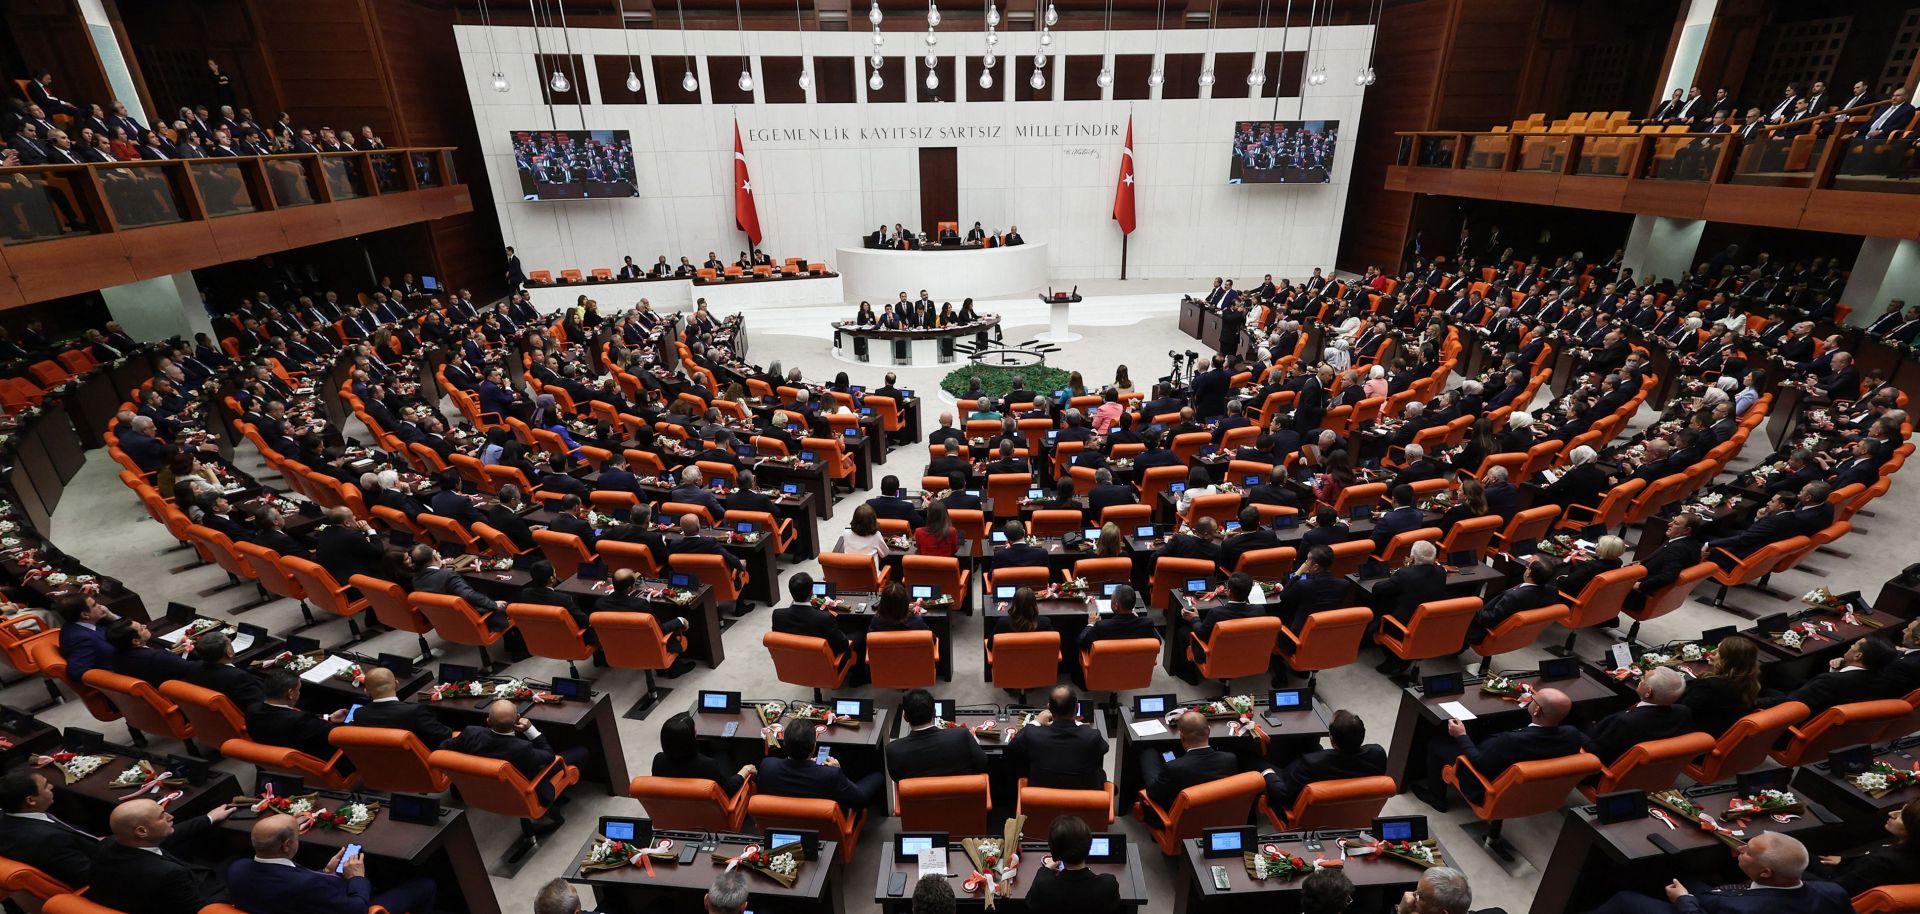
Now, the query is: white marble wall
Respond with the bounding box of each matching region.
[457,22,1371,288]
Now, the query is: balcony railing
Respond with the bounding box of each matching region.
[1,147,461,245]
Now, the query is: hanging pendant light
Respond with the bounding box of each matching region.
[1044,2,1058,25]
[1034,50,1047,68]
[925,50,937,67]
[738,69,755,91]
[928,2,941,26]
[625,70,642,92]
[1198,67,1215,87]
[480,0,509,92]
[979,68,994,88]
[987,3,1000,26]
[1097,67,1113,87]
[925,29,938,46]
[870,69,886,90]
[984,49,997,67]
[799,69,813,89]
[674,0,697,92]
[873,27,886,46]
[870,0,883,25]
[682,70,699,92]
[1029,67,1045,89]
[926,69,940,89]
[1039,29,1052,46]
[492,72,510,92]
[793,0,812,91]
[550,70,571,92]
[1148,67,1164,87]
[871,52,885,67]
[1246,67,1265,86]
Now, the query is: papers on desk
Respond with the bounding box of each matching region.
[1248,587,1268,605]
[1437,701,1477,722]
[917,847,948,879]
[300,654,357,684]
[220,486,248,497]
[158,627,255,653]
[1128,718,1169,737]
[1539,470,1561,485]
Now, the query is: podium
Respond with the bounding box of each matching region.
[1038,292,1083,343]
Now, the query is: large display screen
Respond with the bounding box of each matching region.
[1229,120,1339,184]
[510,129,637,200]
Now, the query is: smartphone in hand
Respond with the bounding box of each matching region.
[336,843,362,874]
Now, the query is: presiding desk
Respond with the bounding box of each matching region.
[836,241,1049,303]
[832,316,1003,368]
[567,831,840,914]
[874,839,1148,912]
[524,270,845,314]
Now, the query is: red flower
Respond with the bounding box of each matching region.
[332,813,346,824]
[1289,855,1306,868]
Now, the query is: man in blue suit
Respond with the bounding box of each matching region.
[757,717,886,812]
[1586,832,1850,914]
[1423,687,1586,810]
[1368,484,1426,553]
[55,593,117,682]
[991,520,1050,571]
[118,415,173,471]
[227,813,436,914]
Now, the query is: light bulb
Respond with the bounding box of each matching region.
[549,71,570,92]
[491,72,510,92]
[1353,70,1368,86]
[869,0,883,25]
[1148,68,1164,88]
[871,52,885,67]
[987,4,1000,26]
[1096,67,1113,87]
[928,4,941,26]
[925,30,938,46]
[681,70,699,92]
[1029,68,1045,89]
[872,29,886,47]
[1035,50,1047,67]
[799,69,813,90]
[1365,68,1377,85]
[625,71,642,93]
[1039,30,1052,46]
[926,70,940,89]
[1198,67,1215,87]
[979,69,993,88]
[983,50,996,67]
[1044,3,1057,25]
[738,70,755,92]
[1247,68,1265,86]
[986,30,998,46]
[869,70,885,90]
[925,51,937,67]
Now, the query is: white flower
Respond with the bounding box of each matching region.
[1679,644,1704,661]
[1641,652,1673,667]
[64,755,108,779]
[284,798,313,816]
[339,802,375,826]
[768,853,799,876]
[1779,630,1804,648]
[1855,772,1890,792]
[110,764,149,787]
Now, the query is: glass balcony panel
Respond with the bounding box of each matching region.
[189,160,259,216]
[96,163,186,228]
[319,156,368,199]
[0,167,98,243]
[411,153,442,188]
[1515,135,1571,173]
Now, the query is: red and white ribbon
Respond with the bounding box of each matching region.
[724,844,762,872]
[1649,808,1677,829]
[117,769,175,802]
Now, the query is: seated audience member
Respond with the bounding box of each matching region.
[1397,868,1472,914]
[1586,667,1693,765]
[594,567,689,636]
[1368,484,1426,553]
[771,572,853,658]
[1261,709,1387,813]
[1628,514,1706,610]
[866,475,926,527]
[885,688,988,781]
[516,559,591,641]
[987,586,1053,646]
[1079,583,1159,652]
[86,798,234,914]
[1005,685,1109,790]
[757,717,886,812]
[1880,618,1920,698]
[1140,710,1240,822]
[0,769,96,888]
[1703,483,1833,568]
[1539,445,1614,511]
[1678,634,1771,736]
[1302,869,1357,914]
[409,544,507,628]
[653,711,755,794]
[913,500,961,557]
[246,669,348,762]
[1369,541,1450,672]
[1425,687,1585,809]
[1182,572,1263,661]
[1468,557,1561,645]
[868,581,930,633]
[1025,814,1122,912]
[913,874,956,914]
[227,813,437,914]
[1556,534,1626,597]
[347,666,452,748]
[188,632,268,710]
[992,520,1050,569]
[442,698,591,809]
[54,593,116,682]
[835,503,891,559]
[1586,832,1849,914]
[1810,798,1920,896]
[1788,637,1896,716]
[1216,506,1283,572]
[1273,545,1352,638]
[107,618,198,685]
[534,879,584,914]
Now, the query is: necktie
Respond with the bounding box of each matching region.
[50,814,99,840]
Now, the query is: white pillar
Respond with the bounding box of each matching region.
[1839,237,1920,328]
[101,273,215,342]
[1622,215,1705,284]
[1661,0,1720,95]
[73,0,149,124]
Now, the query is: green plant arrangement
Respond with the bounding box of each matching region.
[939,364,1075,400]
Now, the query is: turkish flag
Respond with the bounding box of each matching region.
[1112,115,1137,235]
[733,120,763,246]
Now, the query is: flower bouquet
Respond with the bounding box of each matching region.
[333,663,366,688]
[1771,620,1834,651]
[886,534,914,551]
[166,618,235,655]
[1191,695,1257,720]
[908,595,954,613]
[1038,578,1092,600]
[713,841,803,887]
[1419,489,1459,513]
[1849,761,1920,798]
[1650,789,1745,849]
[1724,789,1802,821]
[1801,588,1847,612]
[109,759,185,796]
[255,650,324,674]
[1257,581,1285,600]
[239,788,321,819]
[643,583,702,606]
[307,800,383,834]
[1371,838,1446,868]
[582,833,676,871]
[789,702,859,729]
[1480,676,1531,701]
[424,678,563,704]
[1533,534,1580,560]
[1244,844,1314,881]
[961,815,1028,909]
[1695,492,1727,509]
[755,700,789,727]
[33,751,114,784]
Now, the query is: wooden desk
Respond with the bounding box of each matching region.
[1529,789,1835,914]
[1116,698,1329,812]
[691,696,894,788]
[1178,831,1444,913]
[52,747,242,834]
[933,707,1114,812]
[1792,735,1920,824]
[1383,667,1628,793]
[1350,563,1505,599]
[567,832,839,914]
[410,683,632,795]
[217,800,501,914]
[875,839,1148,911]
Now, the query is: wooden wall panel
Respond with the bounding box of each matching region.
[1335,0,1451,275]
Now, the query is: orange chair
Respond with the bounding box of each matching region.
[988,566,1056,596]
[1684,702,1808,783]
[1073,556,1134,586]
[1182,494,1241,529]
[1470,604,1568,675]
[283,556,373,641]
[1553,565,1646,655]
[417,514,479,555]
[506,603,596,678]
[0,854,78,903]
[221,736,361,791]
[748,794,867,864]
[0,615,69,708]
[532,529,596,581]
[81,670,194,743]
[1080,637,1160,705]
[1187,616,1283,689]
[1373,597,1481,682]
[630,774,755,832]
[1582,732,1715,798]
[1151,557,1216,611]
[593,611,687,718]
[903,555,971,615]
[1138,466,1187,515]
[1557,478,1645,533]
[591,540,660,579]
[234,542,312,623]
[1770,699,1914,767]
[430,747,581,870]
[821,552,890,593]
[1443,752,1603,857]
[1234,546,1297,579]
[1324,540,1375,577]
[328,727,450,794]
[351,575,434,662]
[1135,770,1267,855]
[867,630,939,688]
[1031,509,1084,538]
[1017,779,1115,839]
[1101,503,1152,530]
[764,631,856,702]
[1706,537,1807,608]
[1493,505,1559,555]
[988,631,1062,701]
[1622,562,1715,643]
[1852,884,1920,914]
[1331,482,1388,518]
[671,553,751,611]
[1373,527,1442,566]
[1263,775,1397,832]
[896,774,990,835]
[1438,515,1504,564]
[1879,689,1920,744]
[986,473,1030,519]
[950,509,991,558]
[1275,606,1371,686]
[409,591,515,672]
[157,680,249,754]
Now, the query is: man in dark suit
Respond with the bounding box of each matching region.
[669,466,727,520]
[1153,517,1222,563]
[885,689,988,782]
[427,479,486,530]
[107,619,198,686]
[1272,545,1352,635]
[1189,357,1231,418]
[1182,573,1264,662]
[596,568,689,638]
[1705,483,1832,567]
[1078,584,1159,654]
[484,487,539,553]
[313,508,387,584]
[1260,710,1386,813]
[1787,637,1896,717]
[992,521,1051,570]
[1586,666,1694,765]
[86,798,234,914]
[1139,710,1242,822]
[347,667,452,749]
[770,573,851,659]
[187,633,267,710]
[0,769,99,889]
[409,545,507,629]
[1368,542,1450,675]
[865,475,926,528]
[1628,514,1705,611]
[1003,686,1112,795]
[1586,832,1851,914]
[246,670,348,763]
[1369,484,1426,554]
[757,717,886,812]
[668,513,747,573]
[1426,687,1586,808]
[1466,558,1562,646]
[55,593,117,682]
[1879,619,1920,698]
[1086,469,1137,519]
[1216,507,1283,575]
[442,699,590,807]
[228,813,437,914]
[925,441,972,480]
